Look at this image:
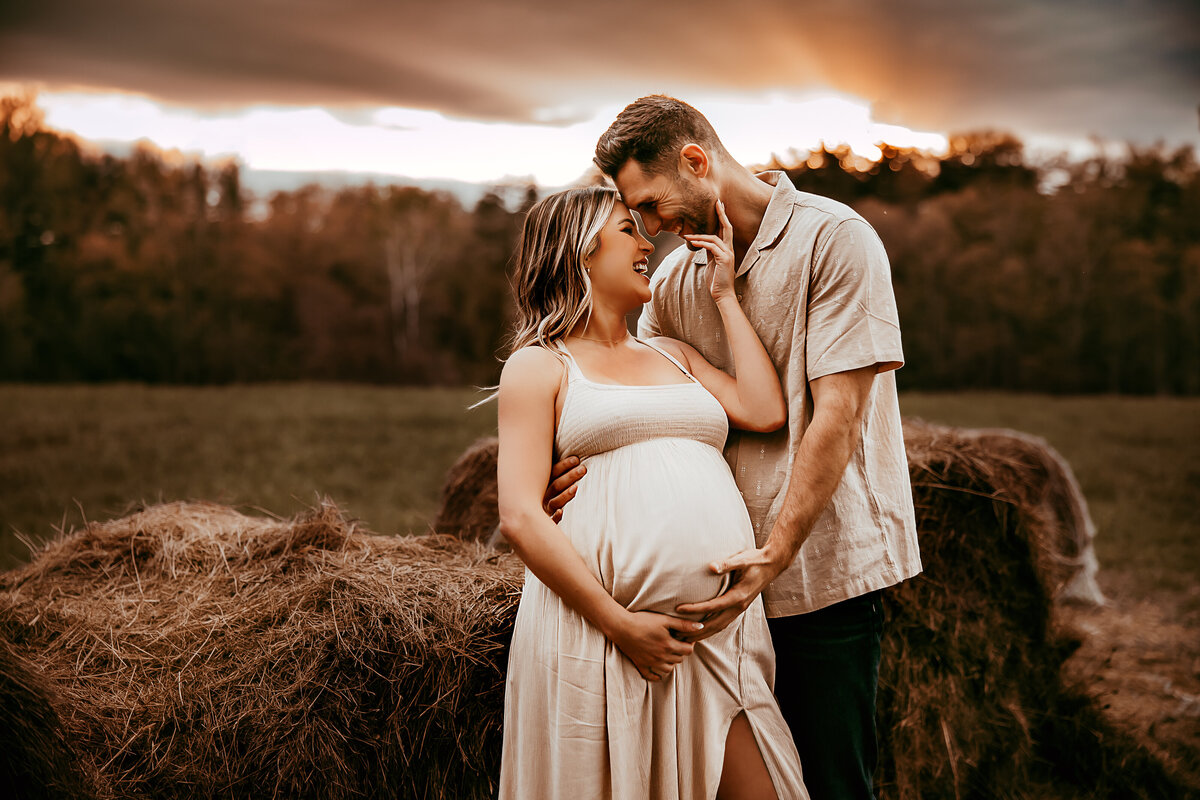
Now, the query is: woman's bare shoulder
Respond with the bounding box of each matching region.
[500,344,566,391]
[646,336,701,369]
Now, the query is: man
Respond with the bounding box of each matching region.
[546,95,921,799]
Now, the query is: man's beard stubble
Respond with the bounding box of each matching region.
[676,177,719,243]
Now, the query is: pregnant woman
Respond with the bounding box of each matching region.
[497,185,807,800]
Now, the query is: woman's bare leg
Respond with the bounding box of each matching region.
[716,711,778,800]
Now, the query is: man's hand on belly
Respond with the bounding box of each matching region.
[673,547,787,642]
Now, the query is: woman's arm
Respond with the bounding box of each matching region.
[497,346,701,681]
[674,200,786,432]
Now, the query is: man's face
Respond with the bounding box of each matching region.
[613,159,717,244]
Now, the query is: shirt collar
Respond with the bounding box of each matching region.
[752,171,796,253]
[692,171,795,275]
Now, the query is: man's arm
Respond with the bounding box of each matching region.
[674,364,876,640]
[678,212,903,638]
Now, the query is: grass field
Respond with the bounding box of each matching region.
[2,386,1197,611]
[0,384,498,569]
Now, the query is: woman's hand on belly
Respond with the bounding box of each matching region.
[609,611,703,682]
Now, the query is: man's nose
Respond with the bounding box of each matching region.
[642,214,662,236]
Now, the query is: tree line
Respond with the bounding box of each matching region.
[1,95,1196,393]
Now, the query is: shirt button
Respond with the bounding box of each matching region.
[736,293,743,301]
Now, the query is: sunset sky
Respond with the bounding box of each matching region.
[2,0,1197,187]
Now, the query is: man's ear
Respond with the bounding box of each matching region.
[679,143,711,180]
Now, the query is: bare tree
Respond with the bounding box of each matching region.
[380,188,459,372]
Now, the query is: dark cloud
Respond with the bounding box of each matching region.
[0,0,526,115]
[2,0,1197,143]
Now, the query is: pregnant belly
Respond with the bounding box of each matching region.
[565,440,755,621]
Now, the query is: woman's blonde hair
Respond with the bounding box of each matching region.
[507,185,618,354]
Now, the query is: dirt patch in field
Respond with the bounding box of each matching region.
[1059,575,1200,789]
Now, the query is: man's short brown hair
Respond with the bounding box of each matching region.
[594,95,723,178]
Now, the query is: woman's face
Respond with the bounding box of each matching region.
[587,202,655,310]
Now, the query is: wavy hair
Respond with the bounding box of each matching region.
[507,185,618,354]
[594,94,725,178]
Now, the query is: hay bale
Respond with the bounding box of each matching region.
[0,638,98,800]
[883,419,1189,798]
[912,421,1104,605]
[0,501,523,800]
[433,436,501,544]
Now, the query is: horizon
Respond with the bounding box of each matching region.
[8,87,1179,211]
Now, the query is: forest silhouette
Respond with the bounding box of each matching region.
[2,94,1197,393]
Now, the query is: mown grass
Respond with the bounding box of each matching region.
[2,387,1196,607]
[0,384,497,569]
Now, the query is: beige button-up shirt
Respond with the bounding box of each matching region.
[638,171,921,617]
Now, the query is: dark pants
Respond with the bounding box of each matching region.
[767,591,884,800]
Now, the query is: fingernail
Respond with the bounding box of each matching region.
[694,623,704,630]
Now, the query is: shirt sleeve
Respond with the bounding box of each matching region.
[805,218,904,380]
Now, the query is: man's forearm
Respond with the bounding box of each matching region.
[674,368,875,636]
[763,372,872,568]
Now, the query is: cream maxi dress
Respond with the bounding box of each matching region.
[499,340,807,800]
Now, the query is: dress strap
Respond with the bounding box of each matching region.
[551,340,585,381]
[638,338,699,383]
